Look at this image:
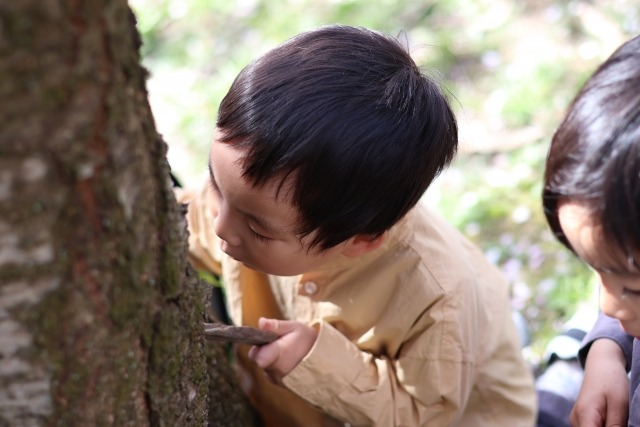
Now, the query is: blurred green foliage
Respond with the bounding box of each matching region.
[130,0,639,362]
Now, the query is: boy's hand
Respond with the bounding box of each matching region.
[247,317,318,382]
[570,338,629,426]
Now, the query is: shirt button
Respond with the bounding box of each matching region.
[303,281,317,295]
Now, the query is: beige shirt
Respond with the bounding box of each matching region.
[178,184,536,427]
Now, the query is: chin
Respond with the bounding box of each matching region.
[239,259,256,270]
[240,260,273,274]
[246,262,303,277]
[618,321,640,338]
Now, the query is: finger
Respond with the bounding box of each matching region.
[249,341,280,369]
[569,407,578,426]
[571,405,604,427]
[604,401,628,427]
[247,345,258,360]
[258,317,297,336]
[263,369,283,385]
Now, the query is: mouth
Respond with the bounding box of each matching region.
[224,250,243,263]
[219,240,244,262]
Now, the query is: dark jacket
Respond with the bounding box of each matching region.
[579,313,639,427]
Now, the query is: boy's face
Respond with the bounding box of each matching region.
[559,201,640,338]
[207,135,349,276]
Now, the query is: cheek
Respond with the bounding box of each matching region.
[206,190,220,218]
[599,284,620,314]
[263,250,318,276]
[247,244,295,271]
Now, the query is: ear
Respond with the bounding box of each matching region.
[341,232,387,257]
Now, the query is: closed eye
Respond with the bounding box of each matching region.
[208,161,221,195]
[251,229,272,243]
[623,287,640,297]
[208,180,221,195]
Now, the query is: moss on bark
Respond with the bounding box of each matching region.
[0,0,254,425]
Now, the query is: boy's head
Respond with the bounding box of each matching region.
[543,35,640,335]
[543,34,640,260]
[214,25,458,253]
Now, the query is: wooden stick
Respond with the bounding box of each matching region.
[203,322,278,345]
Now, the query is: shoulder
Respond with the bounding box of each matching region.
[392,203,507,291]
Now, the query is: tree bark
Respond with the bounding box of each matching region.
[0,0,254,425]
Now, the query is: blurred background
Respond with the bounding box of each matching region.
[129,0,639,364]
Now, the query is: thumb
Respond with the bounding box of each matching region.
[258,317,296,336]
[604,399,628,427]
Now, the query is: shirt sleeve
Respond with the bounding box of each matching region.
[174,182,223,276]
[578,313,634,372]
[283,320,473,426]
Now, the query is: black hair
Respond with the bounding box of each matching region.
[543,34,640,265]
[216,24,458,250]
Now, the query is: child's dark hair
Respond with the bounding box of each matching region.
[543,35,640,264]
[216,25,458,250]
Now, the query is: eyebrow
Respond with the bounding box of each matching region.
[582,251,640,276]
[207,158,290,238]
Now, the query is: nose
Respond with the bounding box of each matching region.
[599,282,635,322]
[213,202,242,247]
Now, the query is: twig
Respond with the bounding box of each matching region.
[203,322,278,345]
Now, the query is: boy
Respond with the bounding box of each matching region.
[542,34,640,427]
[178,25,536,426]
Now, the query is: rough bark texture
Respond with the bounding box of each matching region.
[0,0,254,425]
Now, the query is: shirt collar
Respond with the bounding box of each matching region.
[297,208,415,293]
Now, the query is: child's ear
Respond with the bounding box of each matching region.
[342,232,387,257]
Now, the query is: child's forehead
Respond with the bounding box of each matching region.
[217,139,300,196]
[559,202,640,273]
[592,237,640,274]
[578,222,640,275]
[209,140,302,224]
[587,248,639,275]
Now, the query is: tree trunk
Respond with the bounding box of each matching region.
[0,0,254,425]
